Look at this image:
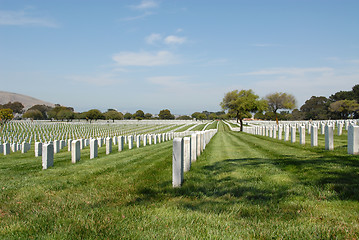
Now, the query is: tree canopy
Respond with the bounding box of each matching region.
[0,109,14,125]
[221,89,266,131]
[158,109,175,119]
[104,110,123,122]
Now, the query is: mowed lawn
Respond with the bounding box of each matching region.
[1,122,359,239]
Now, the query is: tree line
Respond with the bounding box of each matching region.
[221,84,359,131]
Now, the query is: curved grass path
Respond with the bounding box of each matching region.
[1,121,359,239]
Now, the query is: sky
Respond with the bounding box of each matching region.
[0,0,358,115]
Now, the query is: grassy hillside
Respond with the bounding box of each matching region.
[0,122,358,239]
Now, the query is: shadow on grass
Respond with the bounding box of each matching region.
[131,154,359,213]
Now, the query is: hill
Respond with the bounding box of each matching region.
[0,91,55,109]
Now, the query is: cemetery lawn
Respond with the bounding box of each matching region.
[1,122,359,239]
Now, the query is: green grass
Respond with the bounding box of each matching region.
[1,122,359,239]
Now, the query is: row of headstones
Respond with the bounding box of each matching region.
[41,132,176,169]
[0,142,31,155]
[172,129,218,188]
[1,130,174,156]
[245,124,359,155]
[1,120,178,144]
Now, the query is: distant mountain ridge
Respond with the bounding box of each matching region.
[0,91,55,110]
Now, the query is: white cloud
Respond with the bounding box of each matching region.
[164,35,186,45]
[242,67,333,76]
[121,12,154,21]
[112,51,179,66]
[0,9,57,27]
[145,33,162,44]
[132,0,158,10]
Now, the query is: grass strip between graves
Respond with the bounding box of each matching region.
[0,121,359,239]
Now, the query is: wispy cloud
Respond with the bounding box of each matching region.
[145,33,162,44]
[145,33,187,45]
[121,12,154,21]
[0,9,57,27]
[132,0,158,10]
[164,35,186,45]
[241,67,333,76]
[113,51,180,66]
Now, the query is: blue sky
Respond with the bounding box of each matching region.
[0,0,358,114]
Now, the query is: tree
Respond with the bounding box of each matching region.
[290,109,305,120]
[208,113,218,120]
[85,109,104,123]
[221,89,267,131]
[0,109,14,128]
[197,113,207,120]
[191,112,201,120]
[57,109,75,121]
[104,110,123,122]
[300,96,330,120]
[329,100,359,119]
[1,101,24,114]
[265,92,296,123]
[144,113,152,119]
[124,112,132,120]
[176,115,192,120]
[23,109,43,120]
[158,109,175,119]
[329,90,353,102]
[134,110,145,120]
[28,105,52,119]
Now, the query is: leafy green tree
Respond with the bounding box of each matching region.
[176,115,192,120]
[57,109,75,121]
[23,109,43,120]
[0,102,24,114]
[85,109,104,123]
[159,109,175,119]
[144,113,153,119]
[197,113,207,120]
[221,89,267,131]
[28,105,52,119]
[329,100,359,119]
[265,92,296,123]
[290,109,305,120]
[300,96,330,120]
[104,110,123,122]
[254,112,265,120]
[329,90,353,102]
[134,110,145,120]
[124,112,132,120]
[0,109,14,126]
[208,113,218,120]
[191,112,201,120]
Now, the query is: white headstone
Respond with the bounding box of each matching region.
[35,142,42,157]
[325,125,334,150]
[311,125,318,147]
[183,137,191,172]
[299,126,305,145]
[72,140,81,163]
[106,137,112,155]
[348,125,359,155]
[90,138,98,159]
[172,138,184,188]
[42,143,54,169]
[3,143,10,155]
[118,136,124,152]
[191,133,197,162]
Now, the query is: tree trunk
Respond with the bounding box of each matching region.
[240,118,243,132]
